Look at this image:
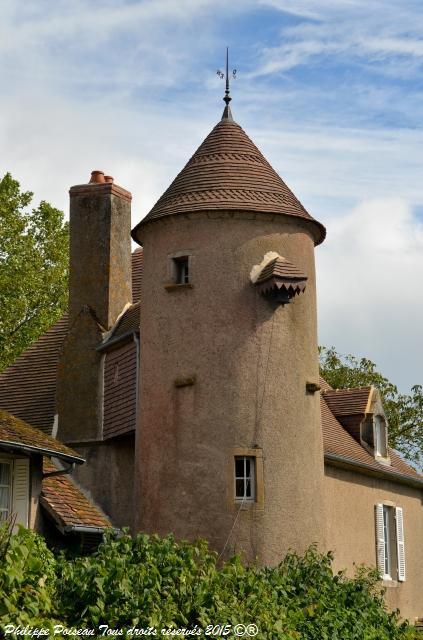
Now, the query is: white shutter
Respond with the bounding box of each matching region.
[375,503,385,575]
[395,507,406,582]
[12,458,29,530]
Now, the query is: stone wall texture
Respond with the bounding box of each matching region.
[135,211,327,565]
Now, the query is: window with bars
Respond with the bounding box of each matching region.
[234,456,255,501]
[0,461,12,522]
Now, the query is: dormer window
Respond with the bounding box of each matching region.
[374,415,388,458]
[173,256,189,284]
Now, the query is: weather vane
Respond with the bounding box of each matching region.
[217,47,236,109]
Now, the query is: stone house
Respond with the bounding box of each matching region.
[0,100,422,620]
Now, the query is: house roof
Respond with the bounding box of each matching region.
[0,409,84,464]
[0,249,143,434]
[107,301,141,341]
[41,459,111,532]
[321,396,422,484]
[0,315,69,434]
[0,245,421,487]
[322,387,372,416]
[132,118,326,246]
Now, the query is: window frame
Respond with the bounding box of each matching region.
[172,255,190,285]
[234,456,256,502]
[0,459,12,522]
[382,505,392,579]
[229,447,264,510]
[175,257,189,284]
[374,415,388,458]
[375,502,406,583]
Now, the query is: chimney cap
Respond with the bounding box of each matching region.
[89,170,105,184]
[104,175,114,184]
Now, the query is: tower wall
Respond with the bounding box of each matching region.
[135,211,326,564]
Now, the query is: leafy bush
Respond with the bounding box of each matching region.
[0,528,416,639]
[0,526,58,630]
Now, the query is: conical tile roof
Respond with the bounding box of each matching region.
[133,117,325,245]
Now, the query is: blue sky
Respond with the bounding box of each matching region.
[1,0,423,391]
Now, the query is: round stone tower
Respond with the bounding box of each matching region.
[131,101,327,565]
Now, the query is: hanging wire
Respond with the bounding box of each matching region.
[217,477,250,562]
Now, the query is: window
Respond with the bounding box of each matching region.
[374,415,387,458]
[234,456,255,501]
[382,505,391,578]
[173,257,189,284]
[361,416,374,448]
[375,504,405,582]
[0,458,29,528]
[0,461,12,522]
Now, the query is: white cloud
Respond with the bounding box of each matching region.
[317,198,423,391]
[252,0,423,80]
[1,0,423,393]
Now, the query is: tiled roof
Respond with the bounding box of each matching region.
[322,387,372,416]
[0,250,143,435]
[321,396,421,482]
[256,256,307,284]
[0,409,83,463]
[41,459,111,530]
[110,302,141,339]
[103,341,137,439]
[0,316,68,434]
[134,119,326,245]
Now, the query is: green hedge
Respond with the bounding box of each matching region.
[0,527,416,639]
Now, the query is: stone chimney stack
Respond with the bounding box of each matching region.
[68,170,132,329]
[57,171,132,443]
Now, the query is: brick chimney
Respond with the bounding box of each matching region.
[57,171,132,443]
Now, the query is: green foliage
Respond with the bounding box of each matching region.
[0,173,69,371]
[0,526,58,630]
[319,346,423,470]
[0,528,416,639]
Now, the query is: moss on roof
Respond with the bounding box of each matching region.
[0,409,83,463]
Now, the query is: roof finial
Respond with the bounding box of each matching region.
[224,47,231,107]
[217,47,236,121]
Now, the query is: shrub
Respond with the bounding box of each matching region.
[0,528,416,639]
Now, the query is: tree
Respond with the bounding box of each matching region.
[319,346,423,471]
[0,173,69,371]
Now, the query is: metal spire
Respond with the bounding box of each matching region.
[217,47,236,121]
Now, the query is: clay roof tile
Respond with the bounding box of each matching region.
[41,459,111,529]
[133,119,325,245]
[322,387,372,416]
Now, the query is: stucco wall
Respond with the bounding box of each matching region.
[136,212,326,565]
[71,434,135,530]
[325,463,423,620]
